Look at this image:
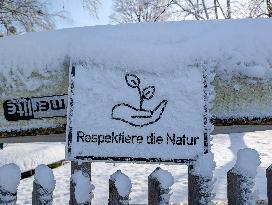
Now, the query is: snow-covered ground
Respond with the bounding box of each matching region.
[0,142,64,173]
[1,131,271,204]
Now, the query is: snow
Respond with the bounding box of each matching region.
[191,152,216,204]
[68,64,210,161]
[0,142,64,172]
[0,19,271,133]
[150,168,174,204]
[150,167,174,189]
[34,164,56,192]
[0,163,21,193]
[0,19,272,91]
[110,170,131,197]
[204,67,216,136]
[72,170,94,204]
[239,65,268,79]
[5,131,270,204]
[192,152,216,178]
[234,148,261,178]
[232,148,261,205]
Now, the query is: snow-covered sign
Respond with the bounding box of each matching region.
[66,64,212,164]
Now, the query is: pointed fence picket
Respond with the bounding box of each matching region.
[109,170,131,205]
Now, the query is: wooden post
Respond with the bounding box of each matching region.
[0,189,17,205]
[0,163,21,205]
[148,167,173,205]
[32,181,54,205]
[188,165,202,205]
[227,148,261,205]
[188,164,215,205]
[227,167,259,205]
[267,165,272,205]
[108,170,131,205]
[70,161,92,205]
[227,168,244,205]
[32,164,55,205]
[228,170,264,205]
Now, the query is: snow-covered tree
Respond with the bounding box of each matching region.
[175,0,272,19]
[0,0,100,36]
[82,0,101,18]
[110,0,176,23]
[0,0,55,35]
[246,0,272,17]
[173,0,212,20]
[173,0,245,20]
[110,0,272,23]
[110,0,242,22]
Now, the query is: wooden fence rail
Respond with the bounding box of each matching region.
[0,154,271,204]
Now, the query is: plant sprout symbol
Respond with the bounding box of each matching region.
[111,74,168,127]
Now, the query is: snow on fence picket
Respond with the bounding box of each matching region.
[227,148,261,205]
[0,148,271,205]
[0,163,21,205]
[109,170,131,205]
[32,165,56,205]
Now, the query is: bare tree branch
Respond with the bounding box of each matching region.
[0,0,101,36]
[111,0,176,23]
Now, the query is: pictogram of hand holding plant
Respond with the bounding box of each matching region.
[125,74,155,111]
[111,73,168,127]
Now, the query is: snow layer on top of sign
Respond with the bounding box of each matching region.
[0,19,272,81]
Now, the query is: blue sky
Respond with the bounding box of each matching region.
[54,0,112,29]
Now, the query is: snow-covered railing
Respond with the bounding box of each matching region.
[2,74,272,142]
[0,148,271,205]
[1,19,272,141]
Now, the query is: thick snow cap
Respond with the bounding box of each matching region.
[0,19,271,80]
[72,170,94,204]
[192,152,216,178]
[234,148,261,177]
[34,164,56,192]
[151,167,174,189]
[110,170,132,197]
[0,163,21,193]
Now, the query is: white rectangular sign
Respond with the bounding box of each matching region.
[66,65,209,164]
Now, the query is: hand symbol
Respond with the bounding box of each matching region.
[111,100,168,127]
[111,74,168,127]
